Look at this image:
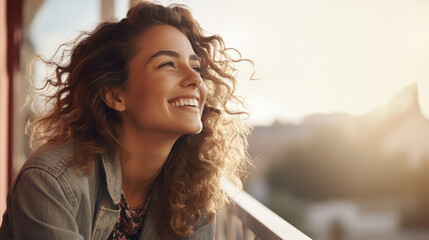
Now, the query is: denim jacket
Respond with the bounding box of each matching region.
[0,143,215,239]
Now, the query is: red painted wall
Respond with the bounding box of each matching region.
[0,0,9,221]
[1,0,22,223]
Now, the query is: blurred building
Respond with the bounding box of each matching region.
[305,199,401,240]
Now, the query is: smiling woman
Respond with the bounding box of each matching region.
[0,2,251,240]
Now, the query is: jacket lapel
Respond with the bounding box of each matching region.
[101,150,122,205]
[139,206,161,240]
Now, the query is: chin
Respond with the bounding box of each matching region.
[181,123,203,135]
[193,125,203,134]
[188,125,203,134]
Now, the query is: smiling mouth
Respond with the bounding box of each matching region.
[169,98,199,108]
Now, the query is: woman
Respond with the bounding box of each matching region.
[0,1,251,240]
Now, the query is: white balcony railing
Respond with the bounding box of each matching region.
[216,180,312,240]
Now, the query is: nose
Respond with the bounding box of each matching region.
[180,66,203,88]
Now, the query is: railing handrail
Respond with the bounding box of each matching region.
[222,180,312,240]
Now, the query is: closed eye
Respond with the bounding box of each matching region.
[158,61,175,68]
[192,66,201,73]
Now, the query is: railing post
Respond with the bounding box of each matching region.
[216,208,226,240]
[243,226,256,240]
[226,207,236,240]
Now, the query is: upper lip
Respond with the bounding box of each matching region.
[168,94,200,103]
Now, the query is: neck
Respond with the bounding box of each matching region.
[119,124,179,208]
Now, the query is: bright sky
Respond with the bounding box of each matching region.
[29,0,429,125]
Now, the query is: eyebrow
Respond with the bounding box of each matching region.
[148,50,200,63]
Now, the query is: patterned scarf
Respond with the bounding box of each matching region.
[107,192,151,240]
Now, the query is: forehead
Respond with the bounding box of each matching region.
[134,25,196,60]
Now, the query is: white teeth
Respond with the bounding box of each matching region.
[170,98,199,107]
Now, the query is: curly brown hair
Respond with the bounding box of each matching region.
[28,1,252,238]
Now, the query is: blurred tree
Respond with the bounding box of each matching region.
[267,125,409,199]
[329,219,346,240]
[267,190,306,230]
[402,157,429,228]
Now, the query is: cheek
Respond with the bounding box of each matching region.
[124,82,151,114]
[126,80,170,111]
[200,83,208,106]
[128,86,148,106]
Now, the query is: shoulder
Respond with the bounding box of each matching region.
[195,214,215,237]
[178,214,215,240]
[2,143,95,239]
[21,142,75,177]
[11,142,90,210]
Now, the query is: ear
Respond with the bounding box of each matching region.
[101,86,126,112]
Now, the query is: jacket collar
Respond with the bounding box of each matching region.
[101,149,122,204]
[100,149,161,239]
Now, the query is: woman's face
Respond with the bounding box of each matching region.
[120,24,207,136]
